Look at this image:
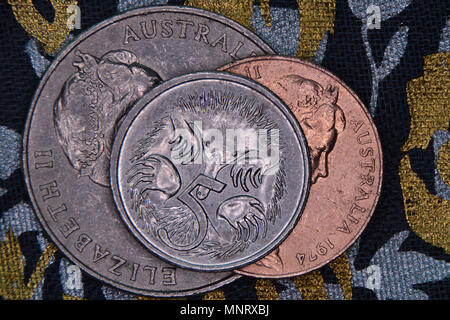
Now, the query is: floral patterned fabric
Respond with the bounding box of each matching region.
[0,0,448,300]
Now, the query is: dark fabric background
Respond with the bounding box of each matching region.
[0,0,448,300]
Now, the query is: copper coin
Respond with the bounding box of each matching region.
[219,56,383,278]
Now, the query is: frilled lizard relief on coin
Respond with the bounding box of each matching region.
[23,6,275,296]
[220,56,382,277]
[110,72,311,271]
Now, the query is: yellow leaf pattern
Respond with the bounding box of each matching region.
[8,0,78,54]
[0,229,57,299]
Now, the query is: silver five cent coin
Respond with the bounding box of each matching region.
[110,71,311,271]
[23,6,273,297]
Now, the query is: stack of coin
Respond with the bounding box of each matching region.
[23,6,382,297]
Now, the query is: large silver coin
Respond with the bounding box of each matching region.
[23,6,274,297]
[110,72,311,271]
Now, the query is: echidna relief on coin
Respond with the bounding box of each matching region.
[111,72,311,271]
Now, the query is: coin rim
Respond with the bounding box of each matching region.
[110,71,312,272]
[22,5,278,297]
[220,55,383,278]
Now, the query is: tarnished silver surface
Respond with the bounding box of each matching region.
[110,72,311,271]
[23,6,274,296]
